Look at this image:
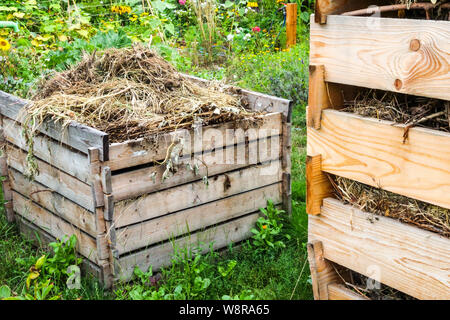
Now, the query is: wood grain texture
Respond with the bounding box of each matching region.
[328,283,369,300]
[0,91,109,160]
[114,161,282,228]
[306,155,333,215]
[307,109,450,209]
[309,198,450,300]
[307,240,341,300]
[3,117,90,183]
[107,112,282,171]
[6,143,94,211]
[115,183,282,254]
[9,168,96,236]
[115,213,260,281]
[310,15,450,100]
[111,136,281,202]
[13,191,98,263]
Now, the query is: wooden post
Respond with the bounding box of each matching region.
[286,3,297,48]
[306,155,333,215]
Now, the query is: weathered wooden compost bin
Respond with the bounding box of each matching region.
[306,1,450,300]
[0,75,292,288]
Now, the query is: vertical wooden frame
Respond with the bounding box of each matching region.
[306,154,332,215]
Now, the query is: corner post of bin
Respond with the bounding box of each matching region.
[88,147,114,289]
[307,240,341,300]
[0,115,14,222]
[281,100,293,216]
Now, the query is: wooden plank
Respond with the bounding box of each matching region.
[307,240,341,300]
[6,144,94,211]
[9,168,96,236]
[309,197,450,300]
[111,136,281,202]
[182,74,291,118]
[306,155,333,215]
[114,160,282,228]
[13,191,99,264]
[0,90,109,161]
[115,212,260,281]
[307,109,450,209]
[3,117,90,183]
[107,112,282,171]
[328,283,369,300]
[115,183,282,255]
[17,217,102,279]
[310,15,450,100]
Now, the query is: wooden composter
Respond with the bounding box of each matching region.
[0,74,292,288]
[307,0,450,300]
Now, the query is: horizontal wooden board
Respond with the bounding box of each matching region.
[182,74,292,119]
[114,160,282,228]
[307,109,450,209]
[9,168,96,236]
[310,15,450,100]
[107,112,282,171]
[111,136,281,202]
[13,191,98,264]
[17,217,101,278]
[0,91,109,160]
[115,212,260,281]
[328,283,369,300]
[3,117,90,183]
[115,183,282,254]
[309,198,450,300]
[6,144,94,211]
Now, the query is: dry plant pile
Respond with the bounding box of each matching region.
[21,45,259,144]
[329,175,450,238]
[342,89,449,142]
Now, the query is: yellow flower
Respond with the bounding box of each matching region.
[262,225,267,230]
[130,14,138,22]
[0,38,11,51]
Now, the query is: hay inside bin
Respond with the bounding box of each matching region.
[21,45,262,144]
[329,175,450,238]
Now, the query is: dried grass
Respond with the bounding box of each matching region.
[329,175,450,238]
[342,89,450,142]
[20,45,261,143]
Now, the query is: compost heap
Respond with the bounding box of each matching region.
[329,175,450,238]
[22,45,260,143]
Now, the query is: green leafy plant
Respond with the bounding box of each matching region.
[250,200,291,252]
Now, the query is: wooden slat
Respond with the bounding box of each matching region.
[306,155,333,215]
[182,74,292,118]
[115,183,282,255]
[111,136,281,202]
[307,109,450,209]
[114,160,282,228]
[6,144,94,211]
[3,117,90,183]
[310,15,450,100]
[107,112,282,171]
[9,168,96,236]
[13,191,98,264]
[328,283,369,300]
[115,212,260,281]
[0,91,109,161]
[309,197,450,300]
[17,217,101,278]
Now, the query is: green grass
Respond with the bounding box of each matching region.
[0,43,311,300]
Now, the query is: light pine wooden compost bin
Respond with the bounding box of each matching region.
[0,76,292,288]
[306,0,450,300]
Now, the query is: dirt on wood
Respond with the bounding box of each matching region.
[329,175,450,238]
[21,45,263,143]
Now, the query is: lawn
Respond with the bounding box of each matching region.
[0,0,313,300]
